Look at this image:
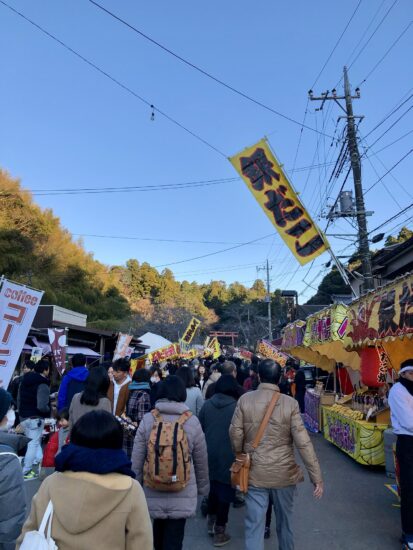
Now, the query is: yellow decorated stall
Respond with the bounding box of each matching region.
[322,405,387,466]
[345,271,413,374]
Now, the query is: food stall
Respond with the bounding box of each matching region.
[283,306,362,432]
[322,272,413,466]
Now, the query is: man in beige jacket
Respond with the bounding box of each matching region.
[229,359,323,550]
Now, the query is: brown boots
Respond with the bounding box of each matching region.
[213,526,231,547]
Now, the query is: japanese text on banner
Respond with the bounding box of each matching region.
[48,328,67,375]
[229,139,329,265]
[181,317,201,345]
[0,280,43,389]
[113,333,133,361]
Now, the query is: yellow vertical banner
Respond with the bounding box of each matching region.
[208,337,221,359]
[229,138,329,265]
[181,317,201,345]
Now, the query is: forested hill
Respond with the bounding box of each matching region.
[0,169,274,341]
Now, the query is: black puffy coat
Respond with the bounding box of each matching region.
[199,393,237,485]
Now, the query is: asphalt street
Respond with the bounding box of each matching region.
[24,433,401,549]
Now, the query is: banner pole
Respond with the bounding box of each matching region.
[328,249,358,299]
[0,274,43,293]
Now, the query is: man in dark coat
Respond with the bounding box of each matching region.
[199,375,239,546]
[18,360,50,479]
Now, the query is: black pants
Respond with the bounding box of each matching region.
[208,489,231,527]
[396,435,413,537]
[265,495,273,528]
[153,518,186,550]
[296,392,305,413]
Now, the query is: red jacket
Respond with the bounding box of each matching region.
[42,430,70,467]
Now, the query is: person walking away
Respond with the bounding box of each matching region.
[243,364,259,392]
[229,359,323,550]
[70,366,111,429]
[149,366,163,408]
[8,360,35,409]
[176,366,204,416]
[0,389,27,550]
[18,360,51,480]
[294,366,307,414]
[199,375,239,546]
[57,353,89,411]
[42,408,70,468]
[205,361,245,400]
[108,358,132,416]
[17,410,152,550]
[195,364,209,392]
[122,368,152,458]
[202,364,221,399]
[388,360,413,549]
[132,376,209,550]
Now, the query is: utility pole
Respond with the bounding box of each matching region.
[309,66,374,293]
[257,259,272,340]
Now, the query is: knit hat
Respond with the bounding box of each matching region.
[0,388,12,420]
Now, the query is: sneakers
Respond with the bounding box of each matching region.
[264,526,271,539]
[23,469,39,481]
[207,515,216,537]
[213,526,231,547]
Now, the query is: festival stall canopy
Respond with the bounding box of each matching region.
[282,320,336,371]
[346,271,413,371]
[137,332,172,354]
[303,304,361,372]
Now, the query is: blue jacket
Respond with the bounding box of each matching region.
[57,367,89,411]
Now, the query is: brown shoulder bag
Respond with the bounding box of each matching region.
[230,390,280,493]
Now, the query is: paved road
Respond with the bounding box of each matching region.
[24,433,401,549]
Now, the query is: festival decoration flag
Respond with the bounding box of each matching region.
[113,333,133,361]
[230,138,329,265]
[256,340,289,367]
[48,328,67,375]
[181,317,201,345]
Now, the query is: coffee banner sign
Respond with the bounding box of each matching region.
[0,280,43,389]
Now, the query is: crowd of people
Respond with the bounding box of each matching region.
[0,351,411,549]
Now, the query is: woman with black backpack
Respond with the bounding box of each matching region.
[122,368,152,458]
[132,376,209,550]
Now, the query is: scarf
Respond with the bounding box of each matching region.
[55,443,136,478]
[128,381,150,391]
[399,376,413,397]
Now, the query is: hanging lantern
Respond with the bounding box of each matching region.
[360,347,385,388]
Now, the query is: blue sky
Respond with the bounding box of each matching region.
[0,0,412,301]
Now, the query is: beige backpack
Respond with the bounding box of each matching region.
[143,409,192,492]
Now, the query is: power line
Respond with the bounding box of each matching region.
[25,178,238,196]
[373,128,413,155]
[362,89,413,140]
[364,104,413,151]
[0,0,227,158]
[72,232,271,247]
[364,148,413,194]
[357,20,412,86]
[348,0,399,70]
[87,0,333,139]
[368,201,413,235]
[152,233,274,269]
[311,0,363,88]
[344,0,387,67]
